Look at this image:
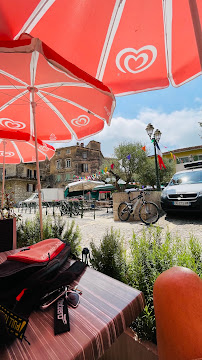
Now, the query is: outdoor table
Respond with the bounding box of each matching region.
[0,249,145,360]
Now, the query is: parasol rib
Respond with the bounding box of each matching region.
[96,0,126,81]
[14,0,55,40]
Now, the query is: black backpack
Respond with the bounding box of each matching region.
[0,238,86,344]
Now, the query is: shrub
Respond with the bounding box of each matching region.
[17,215,42,247]
[17,214,82,257]
[90,226,202,344]
[63,220,82,258]
[129,227,202,343]
[90,228,128,283]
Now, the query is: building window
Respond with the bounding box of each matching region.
[34,170,37,179]
[27,184,33,192]
[178,157,190,163]
[82,163,88,172]
[66,158,71,168]
[192,155,202,161]
[57,150,61,155]
[27,169,32,178]
[66,149,71,154]
[56,160,61,169]
[66,173,70,181]
[56,174,61,182]
[82,152,87,159]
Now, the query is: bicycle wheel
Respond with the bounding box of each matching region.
[72,204,80,216]
[118,202,131,221]
[139,202,159,225]
[60,203,68,216]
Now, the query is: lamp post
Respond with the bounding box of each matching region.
[145,123,161,191]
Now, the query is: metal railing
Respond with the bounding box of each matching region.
[16,199,113,218]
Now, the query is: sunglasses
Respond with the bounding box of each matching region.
[40,287,80,310]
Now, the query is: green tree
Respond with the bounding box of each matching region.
[137,157,175,187]
[99,142,147,190]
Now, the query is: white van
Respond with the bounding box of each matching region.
[20,188,64,205]
[161,161,202,213]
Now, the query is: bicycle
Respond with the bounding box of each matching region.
[118,190,159,225]
[60,200,80,216]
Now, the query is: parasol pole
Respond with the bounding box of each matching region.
[31,88,43,241]
[1,140,6,209]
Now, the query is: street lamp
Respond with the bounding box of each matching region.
[145,123,161,191]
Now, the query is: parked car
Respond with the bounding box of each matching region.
[161,163,202,213]
[18,188,65,206]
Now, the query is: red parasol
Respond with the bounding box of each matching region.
[0,34,115,141]
[0,129,55,236]
[0,131,55,164]
[0,0,201,95]
[0,34,115,239]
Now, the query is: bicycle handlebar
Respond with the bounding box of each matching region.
[128,189,151,201]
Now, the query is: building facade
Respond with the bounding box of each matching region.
[0,163,38,204]
[49,141,104,188]
[0,140,104,204]
[162,145,202,172]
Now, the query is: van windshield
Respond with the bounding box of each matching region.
[169,170,202,186]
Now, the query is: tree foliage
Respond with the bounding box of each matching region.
[99,142,147,190]
[98,141,175,190]
[136,157,175,187]
[114,142,148,182]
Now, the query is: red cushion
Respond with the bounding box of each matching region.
[7,239,65,263]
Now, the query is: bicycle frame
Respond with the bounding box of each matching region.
[127,191,145,216]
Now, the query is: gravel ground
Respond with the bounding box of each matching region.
[16,207,202,250]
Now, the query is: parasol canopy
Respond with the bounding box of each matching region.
[0,33,115,240]
[66,180,105,193]
[0,34,115,142]
[0,129,55,210]
[0,0,201,95]
[0,130,55,164]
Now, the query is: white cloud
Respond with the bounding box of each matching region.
[195,97,202,103]
[92,107,202,156]
[50,107,202,157]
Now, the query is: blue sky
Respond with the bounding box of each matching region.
[55,76,202,157]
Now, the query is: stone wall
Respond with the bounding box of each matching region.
[0,179,37,205]
[113,191,162,221]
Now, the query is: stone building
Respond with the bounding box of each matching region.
[0,140,104,204]
[48,141,104,188]
[0,160,50,204]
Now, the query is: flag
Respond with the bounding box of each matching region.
[156,142,166,169]
[173,154,176,160]
[126,154,131,160]
[141,146,146,151]
[170,152,173,159]
[104,167,108,173]
[118,159,123,166]
[111,163,114,169]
